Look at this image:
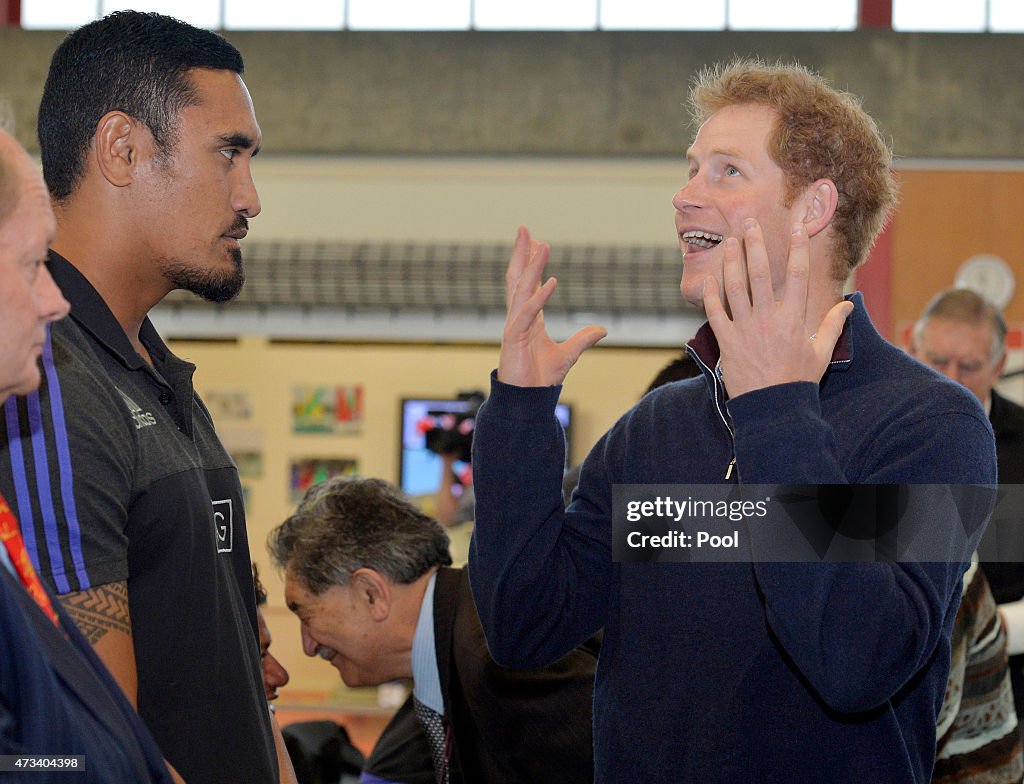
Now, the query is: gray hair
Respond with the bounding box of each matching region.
[0,100,19,229]
[913,288,1007,363]
[267,476,452,595]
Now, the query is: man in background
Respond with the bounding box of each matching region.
[912,288,1024,738]
[0,12,292,782]
[269,476,596,784]
[932,561,1022,783]
[254,563,291,708]
[0,123,172,782]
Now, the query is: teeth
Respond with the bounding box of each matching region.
[316,646,337,660]
[682,230,724,241]
[681,230,724,249]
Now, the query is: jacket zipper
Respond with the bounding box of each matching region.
[688,348,738,481]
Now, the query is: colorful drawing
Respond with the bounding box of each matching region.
[293,385,364,434]
[289,457,359,502]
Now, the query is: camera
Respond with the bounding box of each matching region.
[420,391,485,463]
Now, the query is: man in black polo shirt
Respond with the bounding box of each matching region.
[0,12,293,783]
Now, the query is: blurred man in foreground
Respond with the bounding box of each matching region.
[0,124,172,782]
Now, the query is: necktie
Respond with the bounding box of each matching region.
[0,493,60,626]
[413,695,451,784]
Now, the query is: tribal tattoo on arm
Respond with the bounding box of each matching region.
[58,580,131,645]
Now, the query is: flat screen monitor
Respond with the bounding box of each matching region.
[399,397,571,498]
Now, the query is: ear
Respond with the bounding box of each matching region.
[800,179,839,238]
[94,111,148,188]
[908,330,920,357]
[994,351,1008,378]
[350,568,391,622]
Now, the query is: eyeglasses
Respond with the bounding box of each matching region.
[923,354,990,378]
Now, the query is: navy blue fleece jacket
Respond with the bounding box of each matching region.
[469,294,996,783]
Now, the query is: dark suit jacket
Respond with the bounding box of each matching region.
[992,389,1024,481]
[363,566,596,784]
[981,389,1024,603]
[981,389,1024,715]
[0,567,172,783]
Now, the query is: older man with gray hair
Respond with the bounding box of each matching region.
[268,476,597,784]
[912,288,1011,413]
[913,288,1024,717]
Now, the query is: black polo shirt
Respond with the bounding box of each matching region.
[0,251,277,784]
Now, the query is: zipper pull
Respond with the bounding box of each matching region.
[725,457,736,480]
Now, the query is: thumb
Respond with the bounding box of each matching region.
[561,325,608,370]
[813,301,853,364]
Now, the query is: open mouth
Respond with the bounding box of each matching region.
[681,230,724,250]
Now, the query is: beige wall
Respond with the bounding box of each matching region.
[248,155,685,246]
[170,335,679,699]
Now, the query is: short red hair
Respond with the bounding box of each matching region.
[690,58,898,279]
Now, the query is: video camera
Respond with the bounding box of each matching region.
[420,391,485,464]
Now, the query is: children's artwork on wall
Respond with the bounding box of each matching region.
[292,385,364,434]
[205,389,254,421]
[219,428,265,479]
[289,457,359,502]
[233,452,264,480]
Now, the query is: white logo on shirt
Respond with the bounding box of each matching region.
[115,388,157,430]
[213,499,233,553]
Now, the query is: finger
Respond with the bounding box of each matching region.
[781,223,810,325]
[721,236,750,320]
[702,276,732,338]
[505,275,558,342]
[504,226,533,309]
[560,325,609,370]
[507,241,550,316]
[742,218,774,310]
[812,300,854,365]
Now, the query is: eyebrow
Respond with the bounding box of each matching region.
[688,146,748,162]
[218,132,261,157]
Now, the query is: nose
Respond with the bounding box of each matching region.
[672,175,704,212]
[232,161,261,219]
[36,265,69,323]
[264,653,290,690]
[300,624,317,657]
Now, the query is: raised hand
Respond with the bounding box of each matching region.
[498,226,607,388]
[702,218,852,399]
